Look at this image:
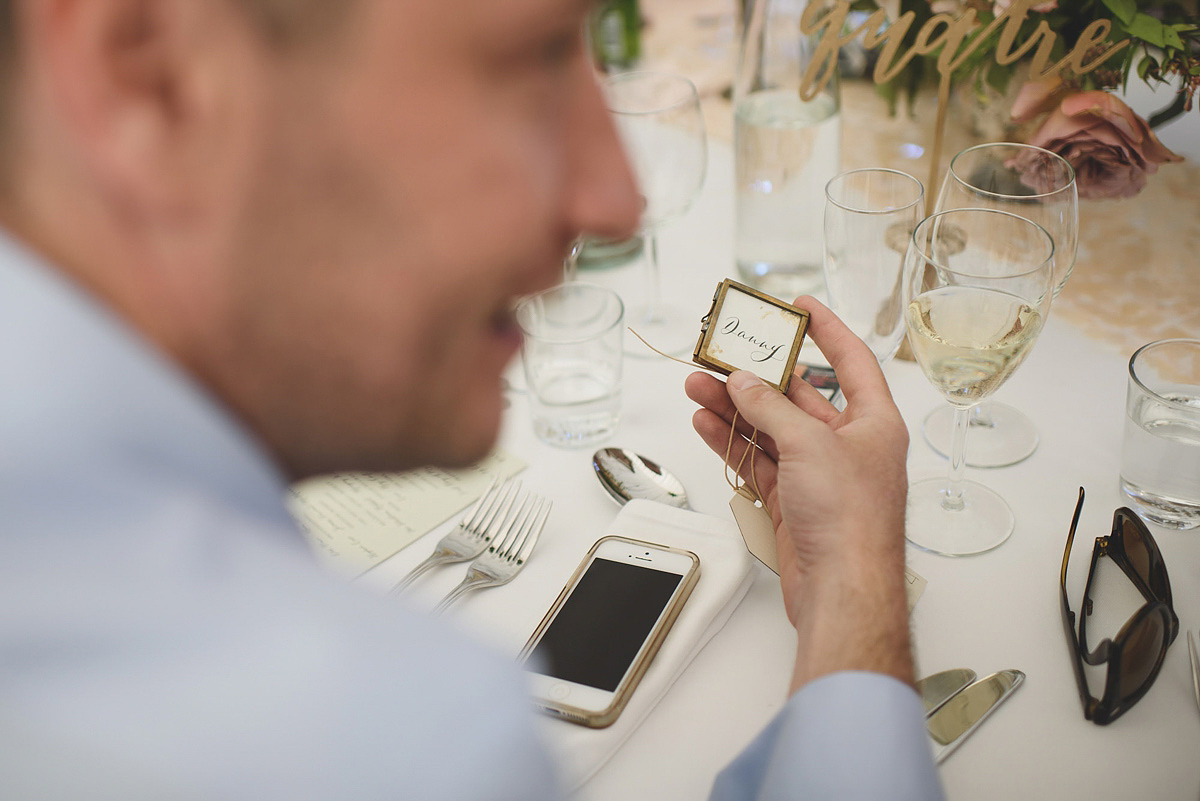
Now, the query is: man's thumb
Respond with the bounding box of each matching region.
[726,370,802,437]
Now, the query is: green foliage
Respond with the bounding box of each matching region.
[855,0,1199,126]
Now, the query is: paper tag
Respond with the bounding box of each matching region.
[729,493,926,612]
[730,492,780,573]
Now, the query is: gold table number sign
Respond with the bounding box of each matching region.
[798,0,1132,212]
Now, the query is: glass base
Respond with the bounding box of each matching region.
[923,402,1039,468]
[625,303,696,358]
[1120,479,1200,530]
[906,478,1014,556]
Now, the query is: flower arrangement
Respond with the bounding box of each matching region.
[859,0,1198,198]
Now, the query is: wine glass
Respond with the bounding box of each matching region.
[823,168,925,364]
[903,209,1055,556]
[604,71,708,356]
[923,143,1078,467]
[562,238,582,283]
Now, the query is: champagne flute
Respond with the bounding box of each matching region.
[604,71,708,356]
[923,143,1078,467]
[904,209,1055,556]
[823,168,925,364]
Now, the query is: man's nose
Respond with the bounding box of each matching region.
[561,66,643,244]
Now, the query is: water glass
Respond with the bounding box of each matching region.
[823,168,924,363]
[1121,338,1200,529]
[604,71,706,356]
[515,284,624,448]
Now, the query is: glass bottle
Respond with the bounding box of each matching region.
[733,0,842,301]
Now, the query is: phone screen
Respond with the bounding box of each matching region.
[529,557,683,692]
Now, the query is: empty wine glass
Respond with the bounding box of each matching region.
[823,168,925,364]
[904,209,1055,556]
[604,71,708,356]
[923,143,1078,467]
[562,238,582,283]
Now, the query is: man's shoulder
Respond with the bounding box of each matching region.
[0,464,558,800]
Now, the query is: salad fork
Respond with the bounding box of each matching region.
[431,492,551,615]
[388,476,518,595]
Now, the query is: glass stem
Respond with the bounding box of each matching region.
[562,239,581,283]
[969,403,995,429]
[643,230,663,325]
[942,404,971,512]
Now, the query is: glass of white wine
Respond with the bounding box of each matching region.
[903,209,1055,556]
[923,143,1078,467]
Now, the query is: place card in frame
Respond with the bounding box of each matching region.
[693,280,809,393]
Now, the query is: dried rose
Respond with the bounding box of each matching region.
[1010,74,1067,123]
[1025,91,1183,199]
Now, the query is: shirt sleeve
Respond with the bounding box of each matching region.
[710,671,944,801]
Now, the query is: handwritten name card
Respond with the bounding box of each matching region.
[693,280,810,392]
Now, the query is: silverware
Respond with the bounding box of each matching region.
[916,668,977,718]
[593,447,689,509]
[1188,630,1200,716]
[927,669,1024,764]
[431,492,551,615]
[388,477,518,595]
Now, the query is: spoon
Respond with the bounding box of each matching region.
[592,447,690,510]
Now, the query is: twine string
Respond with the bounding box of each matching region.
[629,326,766,505]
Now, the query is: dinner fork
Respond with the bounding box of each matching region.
[1188,630,1200,717]
[388,476,518,595]
[431,492,551,615]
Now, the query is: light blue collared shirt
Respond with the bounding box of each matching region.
[0,231,941,800]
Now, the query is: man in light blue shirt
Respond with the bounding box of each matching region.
[0,1,940,799]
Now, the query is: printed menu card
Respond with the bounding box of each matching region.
[289,450,525,577]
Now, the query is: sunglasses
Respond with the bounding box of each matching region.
[1060,487,1179,724]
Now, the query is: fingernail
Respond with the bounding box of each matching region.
[728,371,763,392]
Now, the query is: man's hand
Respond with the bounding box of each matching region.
[684,296,913,692]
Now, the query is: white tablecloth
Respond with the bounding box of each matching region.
[366,140,1200,800]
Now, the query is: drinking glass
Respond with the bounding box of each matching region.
[903,209,1055,555]
[823,168,924,363]
[604,71,708,356]
[924,143,1078,467]
[1120,338,1200,529]
[515,284,625,448]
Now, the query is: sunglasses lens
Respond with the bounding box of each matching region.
[1122,514,1151,577]
[1116,609,1166,702]
[1121,513,1169,599]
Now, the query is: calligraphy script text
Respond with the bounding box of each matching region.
[798,0,1130,102]
[720,317,787,363]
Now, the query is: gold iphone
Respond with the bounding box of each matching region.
[519,536,700,728]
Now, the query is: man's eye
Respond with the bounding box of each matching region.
[540,32,578,66]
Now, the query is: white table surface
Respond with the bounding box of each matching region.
[363,139,1200,800]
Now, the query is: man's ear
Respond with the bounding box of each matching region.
[26,0,254,220]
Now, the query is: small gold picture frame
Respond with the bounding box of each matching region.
[693,279,810,393]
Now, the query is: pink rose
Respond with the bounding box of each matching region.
[1010,74,1065,123]
[1024,91,1183,199]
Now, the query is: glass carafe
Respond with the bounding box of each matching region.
[733,0,842,302]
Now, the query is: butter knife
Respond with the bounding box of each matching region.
[916,668,976,718]
[927,669,1024,764]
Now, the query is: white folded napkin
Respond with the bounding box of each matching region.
[536,499,754,792]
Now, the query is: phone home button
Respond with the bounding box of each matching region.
[550,683,571,700]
